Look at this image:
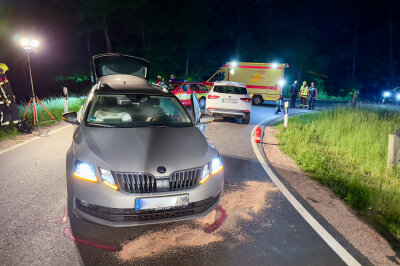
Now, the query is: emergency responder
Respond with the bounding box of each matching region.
[0,63,21,127]
[156,75,162,85]
[299,81,309,108]
[289,80,298,108]
[169,74,175,83]
[307,82,318,110]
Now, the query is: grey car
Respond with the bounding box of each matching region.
[62,54,224,227]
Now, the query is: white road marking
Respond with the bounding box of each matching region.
[0,124,72,155]
[251,119,361,266]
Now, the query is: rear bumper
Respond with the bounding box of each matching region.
[206,108,248,118]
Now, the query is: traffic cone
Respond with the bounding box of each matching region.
[255,126,261,143]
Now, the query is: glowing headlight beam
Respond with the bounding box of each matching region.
[100,168,118,190]
[73,161,97,182]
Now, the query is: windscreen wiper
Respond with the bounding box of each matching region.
[87,122,116,128]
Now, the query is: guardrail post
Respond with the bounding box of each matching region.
[387,133,399,169]
[284,101,289,128]
[63,87,68,112]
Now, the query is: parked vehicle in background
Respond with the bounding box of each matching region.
[382,87,400,104]
[170,82,209,108]
[202,62,288,105]
[206,81,251,124]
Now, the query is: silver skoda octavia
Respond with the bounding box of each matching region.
[63,54,224,227]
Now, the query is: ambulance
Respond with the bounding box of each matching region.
[202,62,288,105]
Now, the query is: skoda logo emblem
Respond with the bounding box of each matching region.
[157,166,166,174]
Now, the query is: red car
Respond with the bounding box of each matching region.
[170,82,209,108]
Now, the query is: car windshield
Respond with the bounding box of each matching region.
[213,86,247,94]
[86,94,192,128]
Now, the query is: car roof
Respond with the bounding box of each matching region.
[213,81,246,87]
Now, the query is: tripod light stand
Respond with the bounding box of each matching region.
[20,38,55,126]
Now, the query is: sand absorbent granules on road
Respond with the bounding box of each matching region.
[117,180,278,261]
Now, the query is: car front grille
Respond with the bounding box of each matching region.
[169,168,201,191]
[113,173,156,193]
[113,167,202,193]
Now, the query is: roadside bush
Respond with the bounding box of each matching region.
[18,96,86,124]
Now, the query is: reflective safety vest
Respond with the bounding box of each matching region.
[0,74,13,107]
[300,85,309,97]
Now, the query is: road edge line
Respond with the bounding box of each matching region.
[0,124,72,155]
[251,118,361,266]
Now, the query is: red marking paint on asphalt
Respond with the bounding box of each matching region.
[48,208,69,224]
[205,205,227,233]
[63,227,118,251]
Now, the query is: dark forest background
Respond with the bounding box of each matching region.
[0,0,399,101]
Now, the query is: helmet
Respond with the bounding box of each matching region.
[157,75,162,80]
[170,74,175,79]
[303,81,307,85]
[16,120,32,134]
[0,63,9,72]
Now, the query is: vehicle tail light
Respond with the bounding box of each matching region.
[240,98,251,102]
[244,110,249,113]
[208,95,220,99]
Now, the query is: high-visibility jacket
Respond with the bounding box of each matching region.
[0,74,14,107]
[300,85,309,97]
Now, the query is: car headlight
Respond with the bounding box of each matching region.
[211,155,223,174]
[383,91,391,98]
[201,164,210,184]
[396,94,400,100]
[200,155,223,184]
[73,160,97,182]
[100,168,118,190]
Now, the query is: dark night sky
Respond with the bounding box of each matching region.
[1,0,399,101]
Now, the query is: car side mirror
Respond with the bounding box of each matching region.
[198,114,214,124]
[178,89,184,92]
[62,112,79,125]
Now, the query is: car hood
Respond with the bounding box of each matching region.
[74,125,216,176]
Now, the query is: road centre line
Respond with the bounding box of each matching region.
[251,119,361,266]
[0,124,72,155]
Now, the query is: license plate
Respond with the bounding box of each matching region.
[222,98,237,103]
[135,195,189,211]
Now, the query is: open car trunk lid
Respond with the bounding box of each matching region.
[92,53,151,82]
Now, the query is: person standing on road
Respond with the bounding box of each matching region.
[0,63,21,128]
[289,80,298,108]
[307,82,318,110]
[299,81,309,108]
[156,75,162,85]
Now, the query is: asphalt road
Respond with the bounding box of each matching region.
[0,102,369,265]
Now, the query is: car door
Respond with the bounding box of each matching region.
[175,83,192,106]
[190,84,201,98]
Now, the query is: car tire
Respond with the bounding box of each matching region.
[252,95,263,105]
[199,97,206,108]
[243,113,250,124]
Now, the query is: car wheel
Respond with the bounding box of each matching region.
[243,113,250,124]
[199,97,206,108]
[252,95,263,105]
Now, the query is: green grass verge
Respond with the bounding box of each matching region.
[275,107,400,240]
[0,96,86,141]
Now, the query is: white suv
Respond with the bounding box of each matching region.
[206,81,251,124]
